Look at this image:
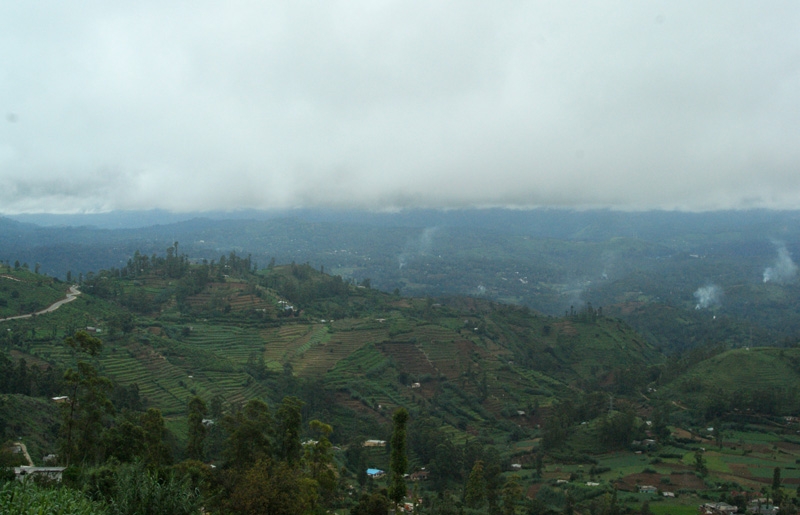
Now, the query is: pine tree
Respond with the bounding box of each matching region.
[186,396,208,461]
[465,460,487,508]
[389,408,409,507]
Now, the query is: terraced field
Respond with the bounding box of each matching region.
[99,342,198,415]
[184,324,266,366]
[378,341,437,377]
[420,339,479,379]
[294,328,387,376]
[261,324,319,369]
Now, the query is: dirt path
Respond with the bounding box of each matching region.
[0,285,81,323]
[13,442,34,466]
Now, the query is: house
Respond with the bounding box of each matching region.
[51,396,69,403]
[511,463,523,470]
[366,468,385,479]
[701,502,738,515]
[14,467,66,482]
[747,500,779,515]
[410,470,429,481]
[663,492,675,498]
[639,485,658,494]
[363,439,386,447]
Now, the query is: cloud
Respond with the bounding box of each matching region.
[2,2,800,213]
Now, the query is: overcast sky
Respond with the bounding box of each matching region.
[1,2,799,214]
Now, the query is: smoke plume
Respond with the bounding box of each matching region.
[398,227,439,269]
[763,242,798,283]
[694,284,722,310]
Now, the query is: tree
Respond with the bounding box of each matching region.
[389,407,409,507]
[465,460,487,508]
[60,331,113,466]
[227,459,318,515]
[502,475,524,515]
[186,396,208,461]
[141,408,172,468]
[275,396,304,465]
[223,399,272,468]
[694,449,707,476]
[713,419,723,449]
[61,362,114,465]
[351,492,391,515]
[772,467,783,506]
[305,420,337,503]
[64,330,102,357]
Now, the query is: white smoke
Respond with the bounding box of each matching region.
[397,227,439,269]
[763,242,798,283]
[694,284,722,310]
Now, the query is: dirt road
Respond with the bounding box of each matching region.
[0,285,81,323]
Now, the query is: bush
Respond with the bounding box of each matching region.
[0,480,105,515]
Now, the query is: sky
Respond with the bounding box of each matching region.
[1,2,800,214]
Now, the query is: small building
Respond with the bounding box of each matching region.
[410,470,429,481]
[639,485,658,494]
[51,396,69,403]
[747,500,779,515]
[363,439,386,447]
[366,468,385,479]
[14,467,66,482]
[701,502,738,515]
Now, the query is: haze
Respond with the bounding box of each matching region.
[2,2,799,214]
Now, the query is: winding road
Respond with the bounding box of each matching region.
[0,285,81,323]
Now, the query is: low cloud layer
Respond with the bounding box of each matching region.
[2,3,800,213]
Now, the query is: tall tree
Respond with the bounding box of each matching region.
[772,467,783,506]
[60,331,113,466]
[275,396,304,465]
[305,420,337,504]
[223,399,272,469]
[465,460,487,508]
[186,396,208,461]
[141,408,172,468]
[389,407,409,508]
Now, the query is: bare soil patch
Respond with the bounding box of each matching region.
[616,471,705,492]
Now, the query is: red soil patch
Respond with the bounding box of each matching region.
[554,321,578,337]
[616,471,705,492]
[527,483,545,499]
[774,441,800,452]
[613,302,646,316]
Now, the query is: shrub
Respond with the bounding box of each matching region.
[0,480,105,515]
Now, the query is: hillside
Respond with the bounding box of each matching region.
[659,347,800,419]
[2,250,800,515]
[0,255,663,448]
